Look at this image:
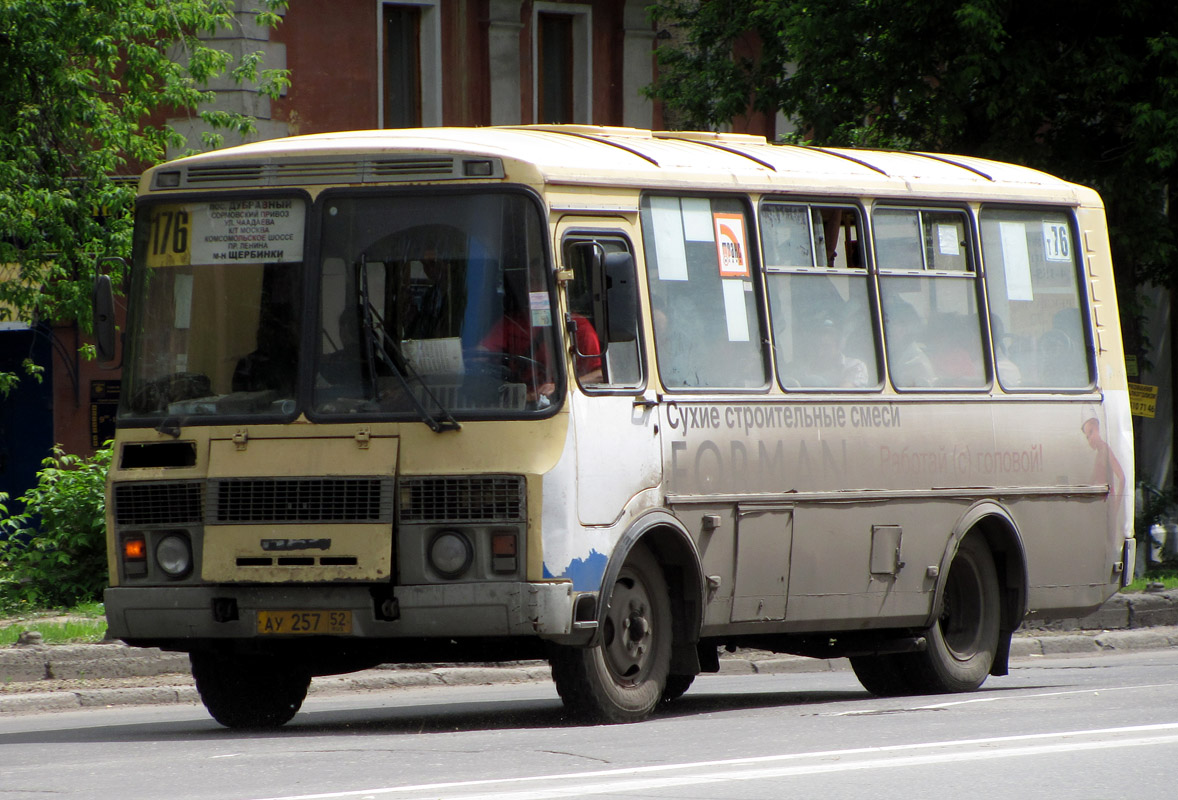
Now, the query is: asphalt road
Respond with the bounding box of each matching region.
[1,649,1176,800]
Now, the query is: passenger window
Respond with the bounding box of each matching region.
[562,237,642,389]
[641,195,768,390]
[762,203,880,390]
[980,208,1090,389]
[874,207,987,390]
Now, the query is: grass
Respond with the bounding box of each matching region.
[1122,569,1178,593]
[0,602,108,645]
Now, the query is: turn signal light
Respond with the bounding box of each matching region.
[122,535,148,578]
[491,531,517,574]
[123,536,146,560]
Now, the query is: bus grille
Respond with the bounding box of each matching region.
[399,476,526,524]
[113,481,203,526]
[208,478,394,524]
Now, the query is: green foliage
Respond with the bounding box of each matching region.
[0,446,112,610]
[648,0,1178,349]
[0,0,289,389]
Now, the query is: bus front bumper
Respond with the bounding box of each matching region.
[105,581,582,643]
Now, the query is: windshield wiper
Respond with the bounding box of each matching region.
[358,256,460,433]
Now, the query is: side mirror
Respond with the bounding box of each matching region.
[92,274,117,363]
[604,252,638,343]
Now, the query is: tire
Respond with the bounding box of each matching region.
[549,545,672,723]
[849,653,918,697]
[909,535,1001,693]
[661,674,696,703]
[191,653,311,729]
[852,536,1000,697]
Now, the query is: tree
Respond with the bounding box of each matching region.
[648,0,1178,357]
[0,0,288,391]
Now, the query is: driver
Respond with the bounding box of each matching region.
[479,279,554,404]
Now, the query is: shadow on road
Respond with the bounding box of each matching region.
[0,679,1054,745]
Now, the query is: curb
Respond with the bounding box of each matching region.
[4,597,1178,715]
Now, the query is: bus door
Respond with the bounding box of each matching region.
[559,227,659,526]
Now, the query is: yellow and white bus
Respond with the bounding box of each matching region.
[97,125,1134,727]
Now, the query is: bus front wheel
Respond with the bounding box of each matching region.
[549,545,672,723]
[852,535,1000,696]
[191,652,311,728]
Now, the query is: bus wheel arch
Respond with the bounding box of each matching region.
[549,513,704,722]
[938,503,1028,677]
[853,505,1025,698]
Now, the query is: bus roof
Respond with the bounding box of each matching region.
[147,126,1100,206]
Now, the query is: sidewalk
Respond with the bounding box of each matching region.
[3,590,1177,715]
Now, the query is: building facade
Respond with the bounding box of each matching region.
[20,0,677,492]
[167,1,670,153]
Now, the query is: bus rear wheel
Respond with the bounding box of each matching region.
[914,535,1001,692]
[549,545,671,723]
[852,535,1000,696]
[191,652,311,729]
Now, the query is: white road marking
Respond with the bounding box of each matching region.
[248,722,1178,800]
[827,683,1175,715]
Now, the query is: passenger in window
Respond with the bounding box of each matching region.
[233,303,297,395]
[819,209,844,266]
[568,314,603,384]
[319,311,365,387]
[989,315,1022,386]
[796,314,869,388]
[927,313,983,386]
[1039,308,1087,386]
[884,299,935,387]
[402,249,465,340]
[564,277,604,384]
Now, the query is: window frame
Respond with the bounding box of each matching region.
[977,203,1095,394]
[640,191,771,394]
[759,198,883,393]
[872,202,992,393]
[560,230,647,395]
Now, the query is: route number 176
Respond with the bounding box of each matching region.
[146,207,191,266]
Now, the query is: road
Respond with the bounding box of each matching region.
[1,649,1176,799]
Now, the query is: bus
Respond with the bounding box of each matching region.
[95,125,1134,727]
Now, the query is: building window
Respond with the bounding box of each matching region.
[379,1,441,128]
[538,13,573,124]
[383,5,421,128]
[532,3,591,124]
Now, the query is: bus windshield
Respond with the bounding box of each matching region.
[121,190,560,424]
[313,191,558,418]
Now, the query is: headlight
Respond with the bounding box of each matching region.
[155,533,193,579]
[428,530,473,579]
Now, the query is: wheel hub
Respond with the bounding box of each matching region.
[603,574,656,681]
[624,606,650,656]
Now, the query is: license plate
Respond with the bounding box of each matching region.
[256,610,353,635]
